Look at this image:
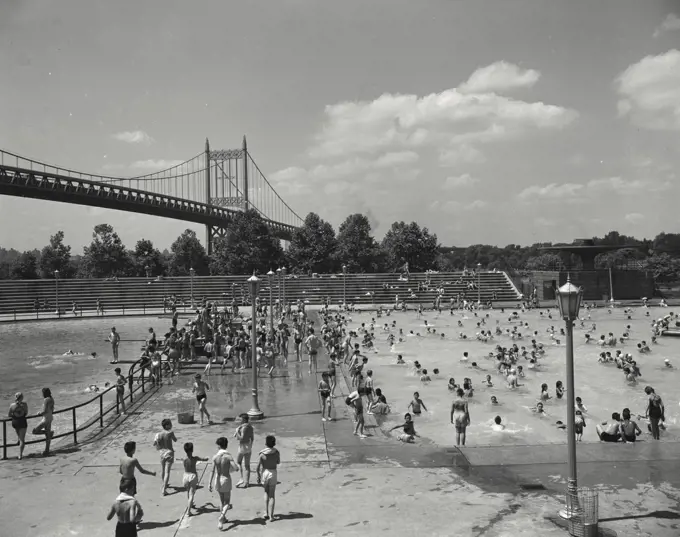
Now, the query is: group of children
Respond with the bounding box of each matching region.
[109,415,281,535]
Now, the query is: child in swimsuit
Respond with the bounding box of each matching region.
[408,392,427,415]
[318,372,332,422]
[574,411,586,441]
[256,435,281,522]
[119,441,156,496]
[182,442,208,516]
[154,418,177,496]
[389,413,419,443]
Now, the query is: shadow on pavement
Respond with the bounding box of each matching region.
[273,512,314,521]
[600,509,680,523]
[225,516,267,529]
[138,519,179,530]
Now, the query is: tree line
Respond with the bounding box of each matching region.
[1,213,680,282]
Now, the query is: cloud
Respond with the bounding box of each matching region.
[430,199,488,213]
[517,176,673,202]
[517,183,585,201]
[653,14,680,38]
[308,62,577,159]
[459,61,540,94]
[129,159,184,170]
[625,213,645,224]
[439,144,486,167]
[443,173,480,189]
[615,49,680,130]
[112,130,154,144]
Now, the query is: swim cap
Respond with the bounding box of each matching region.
[15,392,23,401]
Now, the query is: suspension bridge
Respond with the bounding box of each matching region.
[0,137,303,253]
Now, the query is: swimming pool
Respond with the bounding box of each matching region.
[344,307,679,446]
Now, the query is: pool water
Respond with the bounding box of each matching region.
[344,307,680,446]
[0,316,169,441]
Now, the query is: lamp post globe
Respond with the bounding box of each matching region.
[247,273,264,419]
[556,276,584,521]
[267,270,275,332]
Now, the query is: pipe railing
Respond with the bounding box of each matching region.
[1,354,163,460]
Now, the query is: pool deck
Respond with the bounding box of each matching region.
[1,353,679,536]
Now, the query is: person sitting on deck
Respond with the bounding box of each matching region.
[596,413,622,442]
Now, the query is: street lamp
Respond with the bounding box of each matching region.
[267,270,275,332]
[556,276,583,521]
[477,263,481,305]
[189,267,195,308]
[281,266,286,316]
[54,270,60,316]
[276,268,282,309]
[144,265,151,278]
[342,264,347,308]
[247,273,264,420]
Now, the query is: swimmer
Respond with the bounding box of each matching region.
[182,442,209,517]
[531,402,548,416]
[448,378,458,391]
[408,392,427,416]
[420,369,431,382]
[491,416,505,432]
[234,414,255,487]
[119,441,156,497]
[396,354,405,365]
[490,396,499,405]
[574,410,586,441]
[389,413,419,443]
[482,374,493,387]
[664,359,672,368]
[209,437,239,530]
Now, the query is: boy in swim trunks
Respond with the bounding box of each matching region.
[407,392,427,416]
[256,435,281,522]
[182,442,209,517]
[209,437,239,530]
[114,368,127,414]
[106,481,144,537]
[389,413,419,443]
[120,441,156,496]
[153,418,177,496]
[234,414,254,488]
[192,374,213,426]
[318,372,332,421]
[304,328,322,374]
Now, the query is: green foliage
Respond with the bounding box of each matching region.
[525,253,564,271]
[381,221,439,272]
[82,224,134,278]
[130,239,166,277]
[210,210,284,275]
[169,229,209,276]
[39,231,73,278]
[336,214,382,273]
[10,251,39,279]
[287,213,338,273]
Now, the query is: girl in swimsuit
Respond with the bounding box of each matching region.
[318,373,332,422]
[182,442,208,516]
[8,392,28,459]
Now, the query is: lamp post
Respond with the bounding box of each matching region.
[477,263,481,305]
[267,270,275,332]
[144,265,151,278]
[342,264,347,308]
[281,266,286,317]
[556,276,583,521]
[247,274,264,420]
[189,267,195,308]
[276,268,282,312]
[54,270,60,316]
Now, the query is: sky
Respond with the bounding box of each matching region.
[1,0,679,253]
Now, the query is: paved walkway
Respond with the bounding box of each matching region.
[1,349,679,536]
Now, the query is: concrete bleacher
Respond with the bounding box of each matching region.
[0,271,522,315]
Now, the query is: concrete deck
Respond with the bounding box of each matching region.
[1,350,679,536]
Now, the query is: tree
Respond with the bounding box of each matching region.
[10,251,39,279]
[210,210,284,275]
[287,213,338,273]
[336,214,381,273]
[525,254,564,271]
[594,248,645,269]
[381,221,439,272]
[169,229,209,276]
[82,224,133,278]
[130,239,166,276]
[652,233,680,257]
[39,231,73,278]
[642,254,680,283]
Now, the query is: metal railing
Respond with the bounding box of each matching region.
[1,354,163,460]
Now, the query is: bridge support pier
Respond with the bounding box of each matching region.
[206,225,227,255]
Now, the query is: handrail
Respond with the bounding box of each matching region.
[1,353,163,460]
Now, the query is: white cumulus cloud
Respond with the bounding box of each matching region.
[459,61,540,94]
[615,49,680,131]
[517,183,585,201]
[625,213,645,224]
[443,174,480,189]
[130,159,184,170]
[653,13,680,38]
[112,130,154,144]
